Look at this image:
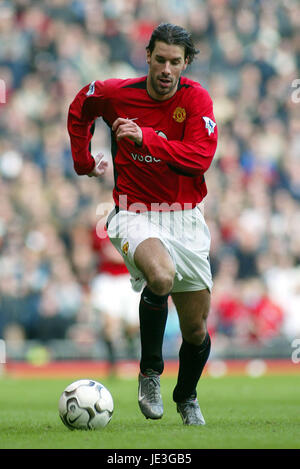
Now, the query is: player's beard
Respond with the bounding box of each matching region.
[150,73,177,98]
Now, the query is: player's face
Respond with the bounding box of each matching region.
[146,41,188,101]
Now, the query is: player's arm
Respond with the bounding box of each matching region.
[143,91,217,175]
[112,89,217,176]
[67,81,108,176]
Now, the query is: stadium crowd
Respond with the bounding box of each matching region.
[0,0,299,359]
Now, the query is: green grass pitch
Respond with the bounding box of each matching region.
[0,374,299,449]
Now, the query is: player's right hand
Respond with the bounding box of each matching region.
[88,152,108,177]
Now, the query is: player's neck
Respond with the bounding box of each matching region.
[146,76,178,102]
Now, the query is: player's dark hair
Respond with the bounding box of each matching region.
[146,23,199,64]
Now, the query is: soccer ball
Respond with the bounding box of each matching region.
[59,379,114,430]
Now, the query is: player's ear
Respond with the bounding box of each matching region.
[146,48,151,65]
[182,57,189,71]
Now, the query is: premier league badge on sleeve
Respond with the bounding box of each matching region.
[86,80,95,96]
[202,116,216,136]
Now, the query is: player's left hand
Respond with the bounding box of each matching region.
[88,152,109,177]
[112,117,143,146]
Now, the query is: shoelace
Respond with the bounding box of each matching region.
[143,375,161,403]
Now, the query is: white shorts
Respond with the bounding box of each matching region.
[91,273,140,325]
[106,206,213,293]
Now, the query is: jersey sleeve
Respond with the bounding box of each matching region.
[140,88,218,175]
[67,80,107,175]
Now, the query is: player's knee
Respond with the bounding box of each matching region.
[183,323,208,346]
[147,270,174,296]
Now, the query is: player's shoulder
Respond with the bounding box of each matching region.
[120,76,147,89]
[179,76,213,104]
[97,76,147,94]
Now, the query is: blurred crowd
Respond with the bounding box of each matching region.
[0,0,299,359]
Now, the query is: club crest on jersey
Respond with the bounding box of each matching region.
[202,116,216,136]
[173,107,186,123]
[86,81,95,96]
[122,241,129,255]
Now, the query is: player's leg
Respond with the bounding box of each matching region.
[171,289,211,425]
[133,237,175,419]
[134,237,175,375]
[134,237,175,297]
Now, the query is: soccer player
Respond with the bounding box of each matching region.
[68,23,218,425]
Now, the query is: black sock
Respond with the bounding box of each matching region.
[173,332,211,403]
[139,286,169,375]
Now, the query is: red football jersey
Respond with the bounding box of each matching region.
[68,76,218,210]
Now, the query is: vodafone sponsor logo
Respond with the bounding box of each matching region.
[130,153,161,163]
[130,130,166,164]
